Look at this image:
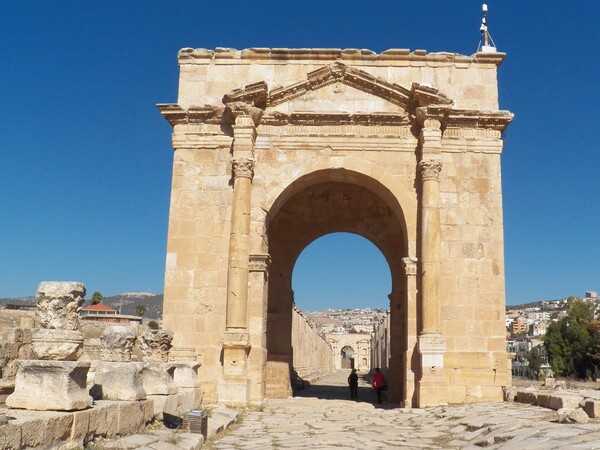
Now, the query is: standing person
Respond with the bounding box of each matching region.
[348,368,359,400]
[371,368,386,404]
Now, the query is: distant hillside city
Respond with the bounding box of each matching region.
[303,308,388,336]
[0,292,164,320]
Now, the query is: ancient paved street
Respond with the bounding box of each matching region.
[210,370,600,450]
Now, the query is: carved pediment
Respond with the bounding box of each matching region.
[268,62,413,109]
[269,81,405,115]
[220,61,453,117]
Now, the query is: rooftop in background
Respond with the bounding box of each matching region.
[80,303,117,314]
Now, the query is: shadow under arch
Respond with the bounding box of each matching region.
[263,168,412,404]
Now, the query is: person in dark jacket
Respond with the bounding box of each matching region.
[348,368,359,400]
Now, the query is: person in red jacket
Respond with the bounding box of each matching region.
[371,368,386,404]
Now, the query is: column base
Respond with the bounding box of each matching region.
[7,360,91,411]
[220,330,251,406]
[416,333,448,408]
[217,378,250,406]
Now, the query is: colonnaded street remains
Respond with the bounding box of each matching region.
[3,10,600,450]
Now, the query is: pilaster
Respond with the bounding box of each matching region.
[400,257,418,407]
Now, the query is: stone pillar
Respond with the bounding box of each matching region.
[225,115,256,331]
[416,118,448,407]
[221,114,256,405]
[247,254,270,404]
[7,282,92,411]
[419,159,443,335]
[401,257,418,407]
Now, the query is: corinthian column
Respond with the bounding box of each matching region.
[416,116,448,407]
[220,114,256,405]
[226,156,254,330]
[418,159,442,334]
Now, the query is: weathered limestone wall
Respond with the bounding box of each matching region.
[176,48,500,111]
[439,150,508,403]
[291,307,334,381]
[160,47,513,406]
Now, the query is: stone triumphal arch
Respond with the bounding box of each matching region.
[159,47,513,408]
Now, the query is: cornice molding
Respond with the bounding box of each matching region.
[177,47,507,67]
[417,106,514,131]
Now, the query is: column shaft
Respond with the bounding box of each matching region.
[420,168,441,334]
[225,115,256,332]
[226,173,252,329]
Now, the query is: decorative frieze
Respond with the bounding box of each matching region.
[232,158,255,180]
[443,127,502,140]
[418,160,443,182]
[261,112,410,127]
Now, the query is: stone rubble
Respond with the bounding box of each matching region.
[100,325,137,362]
[139,328,174,363]
[35,281,86,330]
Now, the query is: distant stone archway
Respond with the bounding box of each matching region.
[341,346,355,369]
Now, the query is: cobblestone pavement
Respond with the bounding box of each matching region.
[211,371,600,450]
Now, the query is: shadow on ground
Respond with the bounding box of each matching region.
[294,373,396,408]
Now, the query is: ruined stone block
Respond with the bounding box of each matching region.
[6,360,91,411]
[70,408,91,442]
[0,423,21,450]
[583,399,600,418]
[94,361,146,401]
[117,401,144,435]
[141,362,177,395]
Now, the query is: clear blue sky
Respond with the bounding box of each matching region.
[1,1,598,307]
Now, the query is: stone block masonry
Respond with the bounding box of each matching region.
[291,307,334,384]
[159,46,513,407]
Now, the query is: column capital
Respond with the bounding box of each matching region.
[401,257,418,277]
[232,158,255,180]
[226,102,263,128]
[418,160,442,182]
[249,253,271,272]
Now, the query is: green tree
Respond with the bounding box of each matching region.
[135,304,146,317]
[526,345,545,379]
[545,300,599,379]
[545,321,569,376]
[91,291,103,305]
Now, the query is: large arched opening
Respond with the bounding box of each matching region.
[264,169,410,403]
